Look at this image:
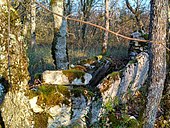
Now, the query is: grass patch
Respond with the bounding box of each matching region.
[27,44,55,82]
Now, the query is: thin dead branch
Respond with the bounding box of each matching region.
[35,1,170,52]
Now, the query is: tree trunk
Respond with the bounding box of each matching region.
[30,0,36,49]
[143,0,168,127]
[51,0,69,70]
[0,2,33,127]
[102,0,109,54]
[125,0,144,30]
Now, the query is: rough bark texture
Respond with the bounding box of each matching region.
[30,0,36,48]
[0,3,33,128]
[80,0,93,44]
[1,90,34,128]
[51,0,68,70]
[117,52,149,103]
[143,0,168,127]
[102,0,109,54]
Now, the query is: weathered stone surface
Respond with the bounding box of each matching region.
[43,70,70,85]
[29,96,43,113]
[88,97,103,125]
[42,70,92,85]
[71,73,92,85]
[117,52,149,103]
[70,94,88,127]
[128,30,148,59]
[47,105,71,128]
[97,72,121,104]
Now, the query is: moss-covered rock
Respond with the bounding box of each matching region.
[34,112,49,128]
[27,85,70,106]
[57,85,70,98]
[42,70,92,85]
[71,87,94,98]
[62,70,85,82]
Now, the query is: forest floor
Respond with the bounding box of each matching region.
[27,43,169,128]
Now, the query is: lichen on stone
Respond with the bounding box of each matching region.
[62,70,85,82]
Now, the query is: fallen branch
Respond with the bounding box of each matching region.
[35,1,170,52]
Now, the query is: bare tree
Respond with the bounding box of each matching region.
[80,0,94,43]
[30,0,36,48]
[125,0,144,30]
[51,0,68,70]
[102,0,109,54]
[143,0,168,127]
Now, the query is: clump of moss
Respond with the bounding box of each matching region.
[57,85,70,98]
[38,85,56,96]
[26,85,70,106]
[34,112,49,128]
[62,70,85,82]
[78,56,97,65]
[110,72,120,81]
[128,59,137,64]
[25,89,39,99]
[34,73,42,79]
[71,87,94,98]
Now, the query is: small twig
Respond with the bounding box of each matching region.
[35,1,170,52]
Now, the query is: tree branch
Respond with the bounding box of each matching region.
[35,1,170,52]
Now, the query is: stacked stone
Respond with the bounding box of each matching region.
[128,30,148,59]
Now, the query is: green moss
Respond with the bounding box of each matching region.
[128,59,137,64]
[108,112,139,128]
[57,85,70,98]
[142,33,149,40]
[26,85,70,106]
[34,112,48,128]
[37,91,64,106]
[34,73,42,80]
[110,72,120,81]
[25,89,39,99]
[78,56,98,65]
[71,87,94,98]
[62,70,85,82]
[38,85,56,96]
[126,118,139,128]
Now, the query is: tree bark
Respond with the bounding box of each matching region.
[0,2,33,127]
[30,0,36,48]
[51,0,69,70]
[102,0,109,54]
[143,0,168,127]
